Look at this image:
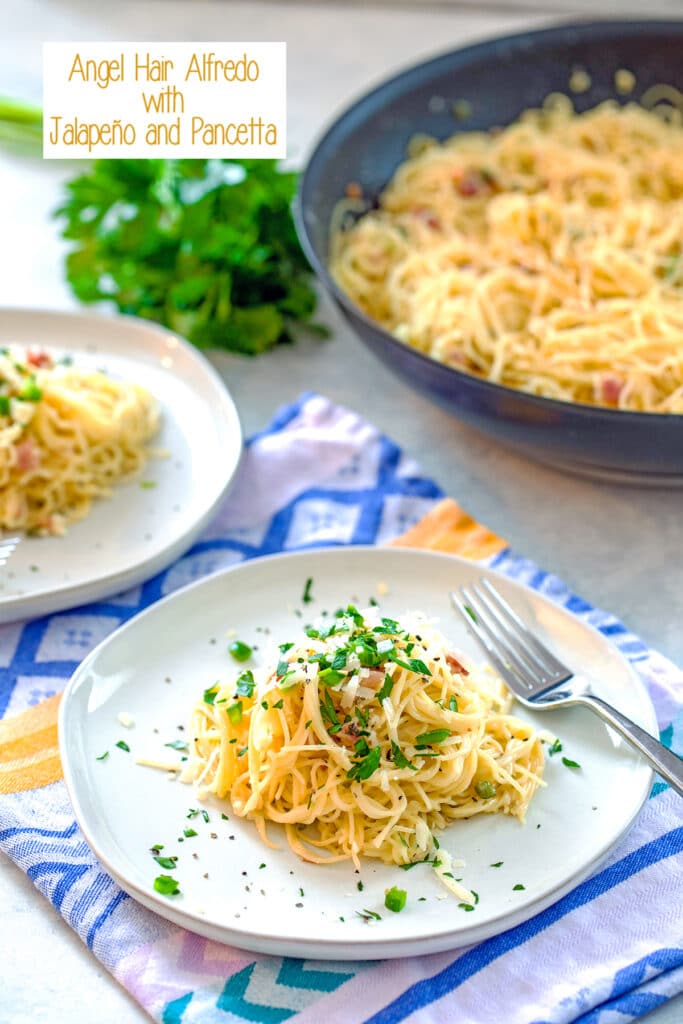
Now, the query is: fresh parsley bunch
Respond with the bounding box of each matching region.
[55,158,325,354]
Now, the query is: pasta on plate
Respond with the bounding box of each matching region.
[184,604,544,893]
[331,98,683,413]
[0,347,160,535]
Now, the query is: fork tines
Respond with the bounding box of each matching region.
[450,577,572,696]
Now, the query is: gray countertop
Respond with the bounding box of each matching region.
[0,2,680,1022]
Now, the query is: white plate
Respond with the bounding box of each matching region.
[0,308,242,622]
[60,547,656,960]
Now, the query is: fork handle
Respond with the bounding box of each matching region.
[575,694,683,798]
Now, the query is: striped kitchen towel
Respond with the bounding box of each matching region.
[0,392,681,1024]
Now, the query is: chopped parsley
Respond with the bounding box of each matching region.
[235,670,255,698]
[273,699,284,710]
[115,740,130,752]
[399,855,441,871]
[376,674,394,703]
[415,729,450,747]
[562,757,581,769]
[490,861,504,868]
[448,695,458,712]
[388,652,431,676]
[384,887,407,913]
[458,902,475,912]
[548,738,563,756]
[154,855,178,869]
[356,908,382,922]
[463,604,477,623]
[153,874,180,896]
[183,828,198,838]
[164,739,189,751]
[228,640,252,662]
[203,685,219,705]
[513,883,526,891]
[302,577,314,604]
[347,745,381,782]
[391,741,417,771]
[96,751,109,761]
[357,880,364,892]
[321,690,341,733]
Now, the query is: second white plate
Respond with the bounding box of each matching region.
[59,547,656,959]
[0,308,242,622]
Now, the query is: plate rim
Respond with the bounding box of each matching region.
[0,306,243,621]
[59,545,657,959]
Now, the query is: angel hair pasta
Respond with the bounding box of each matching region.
[331,98,683,413]
[184,604,544,892]
[0,347,160,535]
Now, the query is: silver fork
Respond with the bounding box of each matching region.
[0,535,20,570]
[451,577,683,798]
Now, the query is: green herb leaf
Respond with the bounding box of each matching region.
[321,690,341,732]
[377,674,394,703]
[96,751,109,761]
[154,874,180,896]
[459,902,475,912]
[562,757,581,769]
[115,740,130,752]
[356,908,382,921]
[56,159,324,356]
[548,738,563,756]
[279,642,294,654]
[384,886,407,913]
[154,855,178,869]
[490,861,504,868]
[235,670,255,698]
[415,729,450,746]
[203,685,219,705]
[388,651,432,676]
[302,577,314,604]
[347,745,381,782]
[164,739,189,751]
[183,828,198,838]
[391,741,417,771]
[229,640,252,662]
[448,695,458,712]
[513,883,526,891]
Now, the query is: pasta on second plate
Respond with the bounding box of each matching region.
[0,347,160,536]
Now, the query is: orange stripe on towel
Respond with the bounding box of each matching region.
[390,497,506,560]
[0,693,63,793]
